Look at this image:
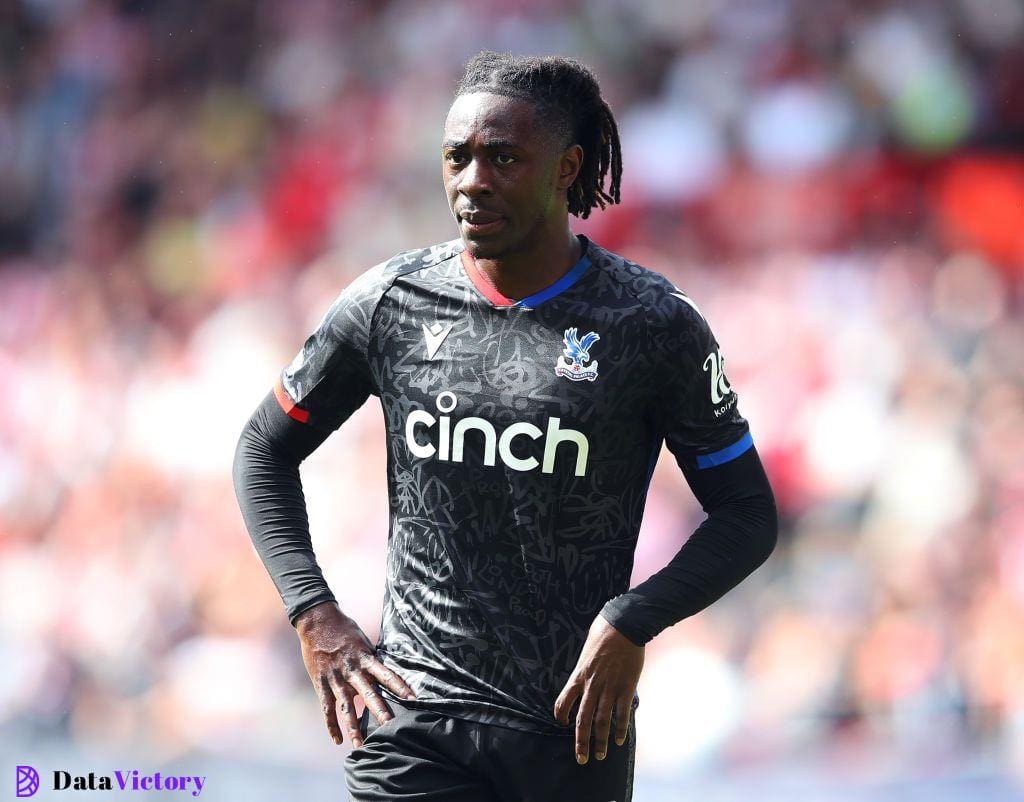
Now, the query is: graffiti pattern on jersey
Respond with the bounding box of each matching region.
[279,236,750,733]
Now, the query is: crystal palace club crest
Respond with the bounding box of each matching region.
[555,327,601,382]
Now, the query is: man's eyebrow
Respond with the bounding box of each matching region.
[441,138,520,149]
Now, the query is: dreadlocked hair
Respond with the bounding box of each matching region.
[455,51,622,219]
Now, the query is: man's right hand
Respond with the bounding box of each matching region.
[294,601,416,748]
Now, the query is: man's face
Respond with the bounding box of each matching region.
[443,92,570,260]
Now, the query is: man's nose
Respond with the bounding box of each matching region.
[458,156,493,197]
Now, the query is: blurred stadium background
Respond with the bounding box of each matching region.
[2,0,1024,799]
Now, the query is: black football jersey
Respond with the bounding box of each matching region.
[275,235,752,733]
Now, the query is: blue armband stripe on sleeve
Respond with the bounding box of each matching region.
[696,431,753,469]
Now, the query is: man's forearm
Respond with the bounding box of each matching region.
[599,445,777,646]
[232,391,337,625]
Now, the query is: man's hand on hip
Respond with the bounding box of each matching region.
[295,601,416,748]
[553,614,644,765]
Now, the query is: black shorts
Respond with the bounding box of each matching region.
[344,698,636,802]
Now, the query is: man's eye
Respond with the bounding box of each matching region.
[495,153,516,165]
[446,152,467,165]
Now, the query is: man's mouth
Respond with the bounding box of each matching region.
[460,210,504,236]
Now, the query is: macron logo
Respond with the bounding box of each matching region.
[422,322,454,360]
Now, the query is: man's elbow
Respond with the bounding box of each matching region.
[232,402,281,500]
[232,416,261,507]
[751,490,778,569]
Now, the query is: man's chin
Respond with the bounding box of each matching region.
[461,234,510,260]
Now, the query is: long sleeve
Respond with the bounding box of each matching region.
[232,259,388,625]
[599,285,777,645]
[599,444,777,645]
[233,391,339,625]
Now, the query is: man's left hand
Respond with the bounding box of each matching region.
[553,614,644,765]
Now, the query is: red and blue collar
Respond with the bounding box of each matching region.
[460,237,592,310]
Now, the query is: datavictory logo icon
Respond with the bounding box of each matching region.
[16,765,39,797]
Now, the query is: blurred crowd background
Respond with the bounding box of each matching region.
[2,0,1023,799]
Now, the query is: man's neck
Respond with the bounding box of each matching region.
[472,228,582,301]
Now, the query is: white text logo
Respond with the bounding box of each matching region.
[404,391,589,476]
[703,349,733,404]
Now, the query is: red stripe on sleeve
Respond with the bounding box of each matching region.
[274,378,310,423]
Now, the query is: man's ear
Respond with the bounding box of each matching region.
[557,144,584,192]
